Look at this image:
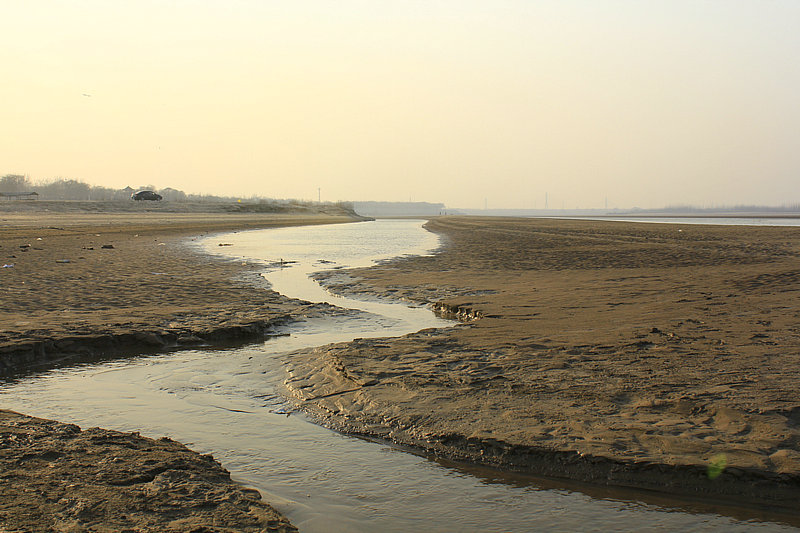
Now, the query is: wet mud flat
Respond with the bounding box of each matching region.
[285,216,800,513]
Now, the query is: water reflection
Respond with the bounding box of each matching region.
[432,455,800,529]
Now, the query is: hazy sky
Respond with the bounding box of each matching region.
[2,1,799,209]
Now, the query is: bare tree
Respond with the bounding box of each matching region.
[0,174,31,192]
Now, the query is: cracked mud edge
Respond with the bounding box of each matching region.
[0,315,295,378]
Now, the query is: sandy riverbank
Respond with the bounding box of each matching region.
[283,216,800,512]
[0,204,365,374]
[0,202,365,531]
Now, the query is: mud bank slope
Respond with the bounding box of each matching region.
[284,216,800,511]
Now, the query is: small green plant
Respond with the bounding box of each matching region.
[707,453,727,479]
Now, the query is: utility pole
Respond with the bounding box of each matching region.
[318,187,321,203]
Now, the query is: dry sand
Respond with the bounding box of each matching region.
[0,201,365,531]
[284,216,800,511]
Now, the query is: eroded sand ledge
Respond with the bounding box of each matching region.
[283,216,800,511]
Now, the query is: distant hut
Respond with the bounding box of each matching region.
[0,191,38,201]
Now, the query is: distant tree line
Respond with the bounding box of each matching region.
[0,174,353,211]
[0,174,142,201]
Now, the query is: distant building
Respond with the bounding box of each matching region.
[0,191,38,200]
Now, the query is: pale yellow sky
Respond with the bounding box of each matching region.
[2,1,799,209]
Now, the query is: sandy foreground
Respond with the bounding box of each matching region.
[2,206,800,527]
[0,202,365,532]
[286,216,800,512]
[0,410,296,532]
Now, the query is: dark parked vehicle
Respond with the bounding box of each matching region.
[131,190,162,201]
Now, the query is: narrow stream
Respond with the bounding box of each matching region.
[1,220,795,532]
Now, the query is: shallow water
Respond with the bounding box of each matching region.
[1,220,796,532]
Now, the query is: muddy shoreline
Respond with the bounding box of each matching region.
[0,204,366,531]
[283,216,800,514]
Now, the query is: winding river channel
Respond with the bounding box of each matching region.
[1,220,796,531]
